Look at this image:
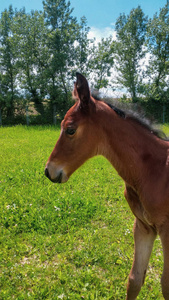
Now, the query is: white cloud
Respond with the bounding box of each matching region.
[88,26,117,43]
[139,47,151,71]
[110,22,116,27]
[100,87,130,99]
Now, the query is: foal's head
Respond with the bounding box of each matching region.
[45,73,109,183]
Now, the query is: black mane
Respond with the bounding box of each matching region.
[93,95,167,141]
[109,102,166,140]
[106,102,126,119]
[126,113,167,140]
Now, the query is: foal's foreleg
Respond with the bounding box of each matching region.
[126,218,156,300]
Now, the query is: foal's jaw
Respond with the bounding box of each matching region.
[45,162,68,184]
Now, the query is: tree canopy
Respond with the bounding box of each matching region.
[0,1,169,124]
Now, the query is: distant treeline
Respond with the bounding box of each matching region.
[0,0,169,125]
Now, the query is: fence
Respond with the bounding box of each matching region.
[139,100,169,124]
[0,102,65,126]
[1,99,169,126]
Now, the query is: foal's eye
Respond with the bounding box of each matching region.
[65,128,76,136]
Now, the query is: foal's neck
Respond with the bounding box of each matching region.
[97,109,168,188]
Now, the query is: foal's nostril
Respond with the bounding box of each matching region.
[45,167,50,179]
[45,166,65,183]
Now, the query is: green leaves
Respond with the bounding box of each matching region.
[88,37,114,90]
[0,2,89,122]
[115,6,148,102]
[1,2,169,124]
[0,7,18,117]
[146,4,169,102]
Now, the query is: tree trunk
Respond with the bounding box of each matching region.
[0,107,2,126]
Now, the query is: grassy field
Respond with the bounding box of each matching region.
[0,125,169,299]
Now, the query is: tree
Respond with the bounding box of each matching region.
[12,9,48,115]
[146,4,169,102]
[0,1,92,124]
[88,36,114,90]
[74,16,91,75]
[43,0,79,117]
[0,6,18,119]
[115,6,147,102]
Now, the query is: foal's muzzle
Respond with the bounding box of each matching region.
[45,167,63,183]
[45,162,68,184]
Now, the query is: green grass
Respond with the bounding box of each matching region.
[1,124,168,299]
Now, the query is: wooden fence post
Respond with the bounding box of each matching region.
[26,105,29,126]
[53,104,57,125]
[162,104,166,124]
[0,107,2,126]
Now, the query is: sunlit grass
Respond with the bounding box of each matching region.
[0,125,165,299]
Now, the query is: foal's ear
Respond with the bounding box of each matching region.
[75,72,90,106]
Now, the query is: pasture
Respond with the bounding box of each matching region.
[0,125,168,299]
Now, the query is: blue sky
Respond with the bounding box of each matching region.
[0,0,167,30]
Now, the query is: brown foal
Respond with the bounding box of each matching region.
[45,73,169,299]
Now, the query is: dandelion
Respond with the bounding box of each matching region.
[58,294,65,299]
[125,229,131,235]
[54,206,60,211]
